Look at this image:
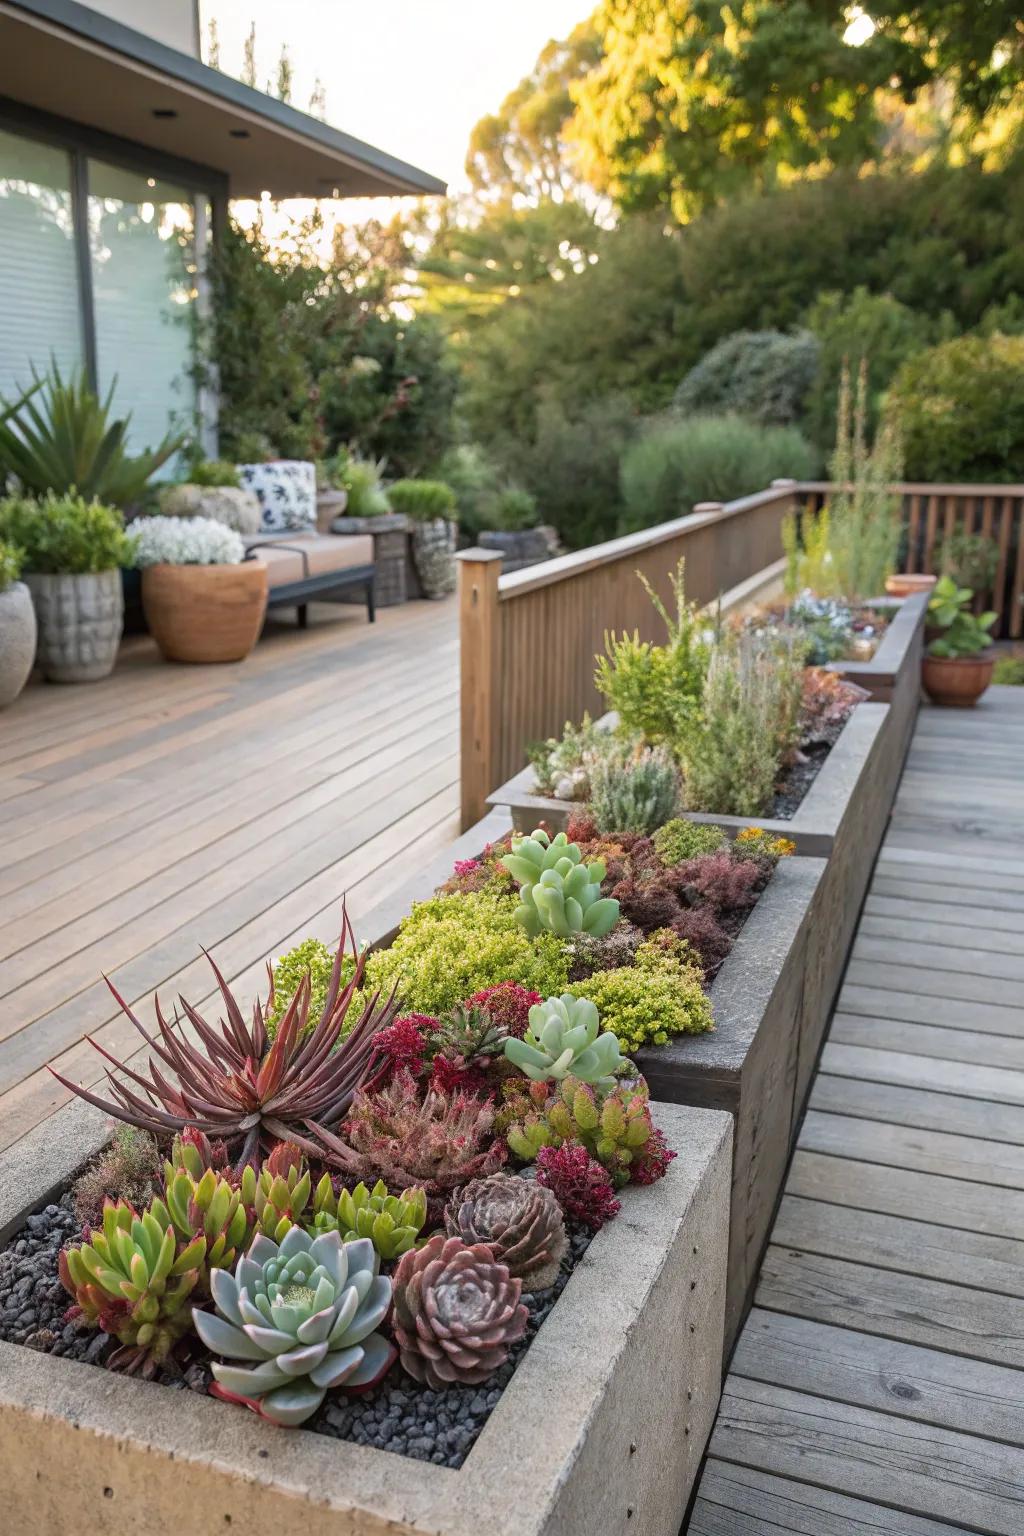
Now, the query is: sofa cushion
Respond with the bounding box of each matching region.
[243,532,374,590]
[237,460,317,532]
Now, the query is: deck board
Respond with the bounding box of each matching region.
[688,689,1024,1534]
[0,600,461,1150]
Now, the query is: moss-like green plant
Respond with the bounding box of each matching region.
[267,938,357,1035]
[0,539,22,592]
[363,891,569,1016]
[0,491,134,574]
[567,938,713,1053]
[500,829,619,939]
[505,994,628,1091]
[652,818,728,866]
[387,478,456,522]
[310,1177,427,1259]
[187,458,242,488]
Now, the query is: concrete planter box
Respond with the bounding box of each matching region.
[0,1097,732,1536]
[827,589,927,778]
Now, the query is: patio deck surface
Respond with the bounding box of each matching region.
[689,686,1024,1535]
[0,598,459,1158]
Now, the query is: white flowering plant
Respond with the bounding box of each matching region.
[128,516,245,567]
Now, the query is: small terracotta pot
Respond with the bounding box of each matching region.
[921,649,995,708]
[142,561,268,664]
[886,573,937,598]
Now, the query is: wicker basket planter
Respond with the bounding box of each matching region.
[411,518,457,600]
[330,512,411,607]
[24,570,123,683]
[0,580,36,706]
[0,1088,731,1536]
[142,561,268,664]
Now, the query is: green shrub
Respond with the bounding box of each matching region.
[993,655,1024,685]
[885,334,1024,482]
[803,287,943,449]
[436,443,503,537]
[652,818,728,866]
[488,486,539,532]
[187,459,241,489]
[937,530,1000,594]
[363,892,569,1016]
[0,540,22,592]
[674,330,820,428]
[387,479,457,522]
[0,492,133,574]
[501,395,638,549]
[681,632,806,817]
[595,559,709,748]
[341,456,391,517]
[567,937,713,1053]
[266,938,357,1034]
[619,414,818,535]
[589,745,680,836]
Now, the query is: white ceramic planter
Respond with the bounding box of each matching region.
[25,570,123,684]
[0,581,36,706]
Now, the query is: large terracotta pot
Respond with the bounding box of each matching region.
[886,573,937,598]
[0,581,36,706]
[921,649,995,707]
[25,569,123,683]
[142,561,268,664]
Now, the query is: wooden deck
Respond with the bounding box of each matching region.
[0,599,459,1156]
[689,686,1024,1535]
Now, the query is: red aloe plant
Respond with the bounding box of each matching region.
[47,906,397,1168]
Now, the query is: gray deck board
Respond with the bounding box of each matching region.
[687,694,1024,1533]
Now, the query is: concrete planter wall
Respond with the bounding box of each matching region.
[0,1097,732,1536]
[0,580,36,706]
[827,589,927,775]
[25,569,123,683]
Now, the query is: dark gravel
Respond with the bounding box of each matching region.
[0,1191,592,1469]
[770,718,848,820]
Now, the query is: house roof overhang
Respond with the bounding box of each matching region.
[0,0,447,198]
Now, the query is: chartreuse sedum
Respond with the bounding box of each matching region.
[500,829,619,939]
[505,994,628,1092]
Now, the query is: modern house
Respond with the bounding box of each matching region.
[0,0,445,453]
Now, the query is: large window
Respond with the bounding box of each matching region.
[0,117,218,457]
[0,128,84,400]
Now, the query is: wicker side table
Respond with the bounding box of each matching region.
[329,512,411,606]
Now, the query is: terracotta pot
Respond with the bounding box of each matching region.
[921,649,995,707]
[142,561,268,664]
[886,573,937,598]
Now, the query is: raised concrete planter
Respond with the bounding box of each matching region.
[0,1099,732,1536]
[827,589,927,781]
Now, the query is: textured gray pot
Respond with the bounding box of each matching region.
[0,581,36,706]
[25,570,123,683]
[158,483,263,534]
[410,517,456,599]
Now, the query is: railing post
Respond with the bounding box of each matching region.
[457,548,503,831]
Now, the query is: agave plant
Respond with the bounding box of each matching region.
[48,908,398,1168]
[0,364,185,506]
[193,1228,394,1426]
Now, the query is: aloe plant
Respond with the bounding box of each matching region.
[0,364,185,506]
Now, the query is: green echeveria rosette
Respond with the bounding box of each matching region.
[504,994,628,1091]
[193,1227,395,1426]
[500,829,619,940]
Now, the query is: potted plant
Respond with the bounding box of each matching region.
[921,575,996,706]
[479,486,560,572]
[0,539,36,707]
[130,516,268,664]
[327,454,410,607]
[388,479,458,599]
[158,459,262,534]
[0,492,131,683]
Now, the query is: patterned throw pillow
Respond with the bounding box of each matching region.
[237,461,317,532]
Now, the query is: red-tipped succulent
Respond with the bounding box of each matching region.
[48,907,397,1168]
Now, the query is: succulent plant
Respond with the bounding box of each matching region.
[445,1173,567,1291]
[49,906,397,1167]
[193,1228,394,1427]
[251,1141,312,1241]
[59,1200,206,1375]
[310,1177,427,1260]
[316,1071,507,1212]
[72,1125,161,1228]
[391,1235,528,1389]
[505,1075,657,1186]
[161,1161,252,1288]
[430,1003,509,1066]
[463,982,540,1040]
[504,994,628,1091]
[535,1144,622,1230]
[499,829,620,939]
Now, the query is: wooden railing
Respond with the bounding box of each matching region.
[800,480,1024,638]
[456,484,800,827]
